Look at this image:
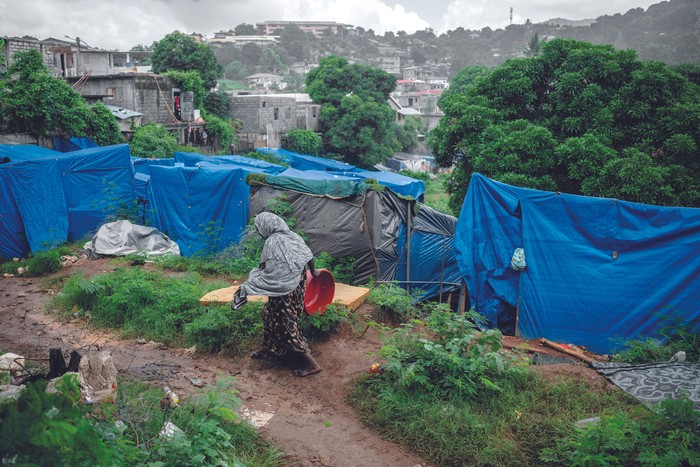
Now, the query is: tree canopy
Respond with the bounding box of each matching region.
[430,39,700,212]
[306,56,398,167]
[151,31,223,89]
[0,50,122,145]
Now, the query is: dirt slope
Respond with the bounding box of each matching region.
[0,261,428,467]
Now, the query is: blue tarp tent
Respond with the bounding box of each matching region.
[147,165,250,256]
[257,148,426,199]
[1,144,135,258]
[455,173,700,353]
[332,169,426,200]
[0,145,61,258]
[396,204,462,300]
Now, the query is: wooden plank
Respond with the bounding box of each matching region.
[199,282,371,311]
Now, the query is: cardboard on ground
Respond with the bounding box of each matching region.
[199,282,370,311]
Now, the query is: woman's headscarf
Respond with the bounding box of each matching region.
[240,212,313,297]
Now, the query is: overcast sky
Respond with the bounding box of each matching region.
[0,0,663,50]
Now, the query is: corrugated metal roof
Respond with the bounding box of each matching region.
[103,104,142,119]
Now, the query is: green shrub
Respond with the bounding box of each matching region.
[301,303,349,338]
[399,169,430,182]
[0,374,282,466]
[314,251,355,284]
[130,124,178,158]
[613,309,700,363]
[184,302,263,355]
[541,398,700,465]
[0,375,117,466]
[25,251,62,277]
[367,282,422,322]
[284,129,322,156]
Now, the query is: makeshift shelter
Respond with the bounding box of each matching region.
[455,173,700,354]
[0,144,134,258]
[248,171,460,299]
[256,148,426,200]
[146,164,251,256]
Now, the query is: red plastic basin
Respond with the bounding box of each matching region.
[304,269,335,315]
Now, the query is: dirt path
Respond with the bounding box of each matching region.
[0,262,428,467]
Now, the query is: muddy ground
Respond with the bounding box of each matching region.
[0,258,611,466]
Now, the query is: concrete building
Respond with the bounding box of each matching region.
[2,36,151,77]
[256,21,347,38]
[66,74,177,125]
[229,93,321,150]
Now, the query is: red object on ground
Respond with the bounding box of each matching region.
[305,269,335,315]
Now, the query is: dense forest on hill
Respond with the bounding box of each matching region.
[209,0,700,82]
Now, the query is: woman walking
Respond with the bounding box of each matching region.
[233,212,323,377]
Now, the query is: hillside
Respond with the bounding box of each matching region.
[212,0,700,84]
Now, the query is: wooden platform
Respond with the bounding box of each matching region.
[199,282,371,311]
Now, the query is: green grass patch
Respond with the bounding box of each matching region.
[349,309,639,466]
[0,374,283,466]
[53,267,261,354]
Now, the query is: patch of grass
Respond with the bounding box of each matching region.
[53,267,254,352]
[349,309,639,466]
[541,397,700,465]
[422,173,453,215]
[24,251,62,277]
[351,369,638,466]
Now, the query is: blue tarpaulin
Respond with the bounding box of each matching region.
[0,145,134,258]
[332,169,426,200]
[257,148,358,172]
[175,152,286,174]
[396,204,462,300]
[0,146,62,258]
[53,137,99,152]
[455,173,700,353]
[147,165,250,256]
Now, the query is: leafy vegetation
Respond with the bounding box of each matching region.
[151,31,223,89]
[350,309,638,466]
[129,124,178,158]
[431,39,700,212]
[0,374,282,466]
[613,309,700,364]
[0,50,122,144]
[284,129,322,156]
[53,267,233,347]
[541,398,700,465]
[306,55,398,167]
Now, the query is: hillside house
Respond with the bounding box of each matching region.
[244,73,286,90]
[256,20,347,38]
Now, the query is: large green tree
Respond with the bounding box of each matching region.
[0,50,122,145]
[306,56,398,167]
[430,39,700,212]
[151,31,223,89]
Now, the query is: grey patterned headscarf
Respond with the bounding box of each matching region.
[239,212,313,297]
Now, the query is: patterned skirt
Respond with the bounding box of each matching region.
[262,274,309,356]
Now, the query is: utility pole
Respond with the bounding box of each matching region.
[510,7,513,25]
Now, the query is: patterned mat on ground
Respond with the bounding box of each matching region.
[592,361,700,409]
